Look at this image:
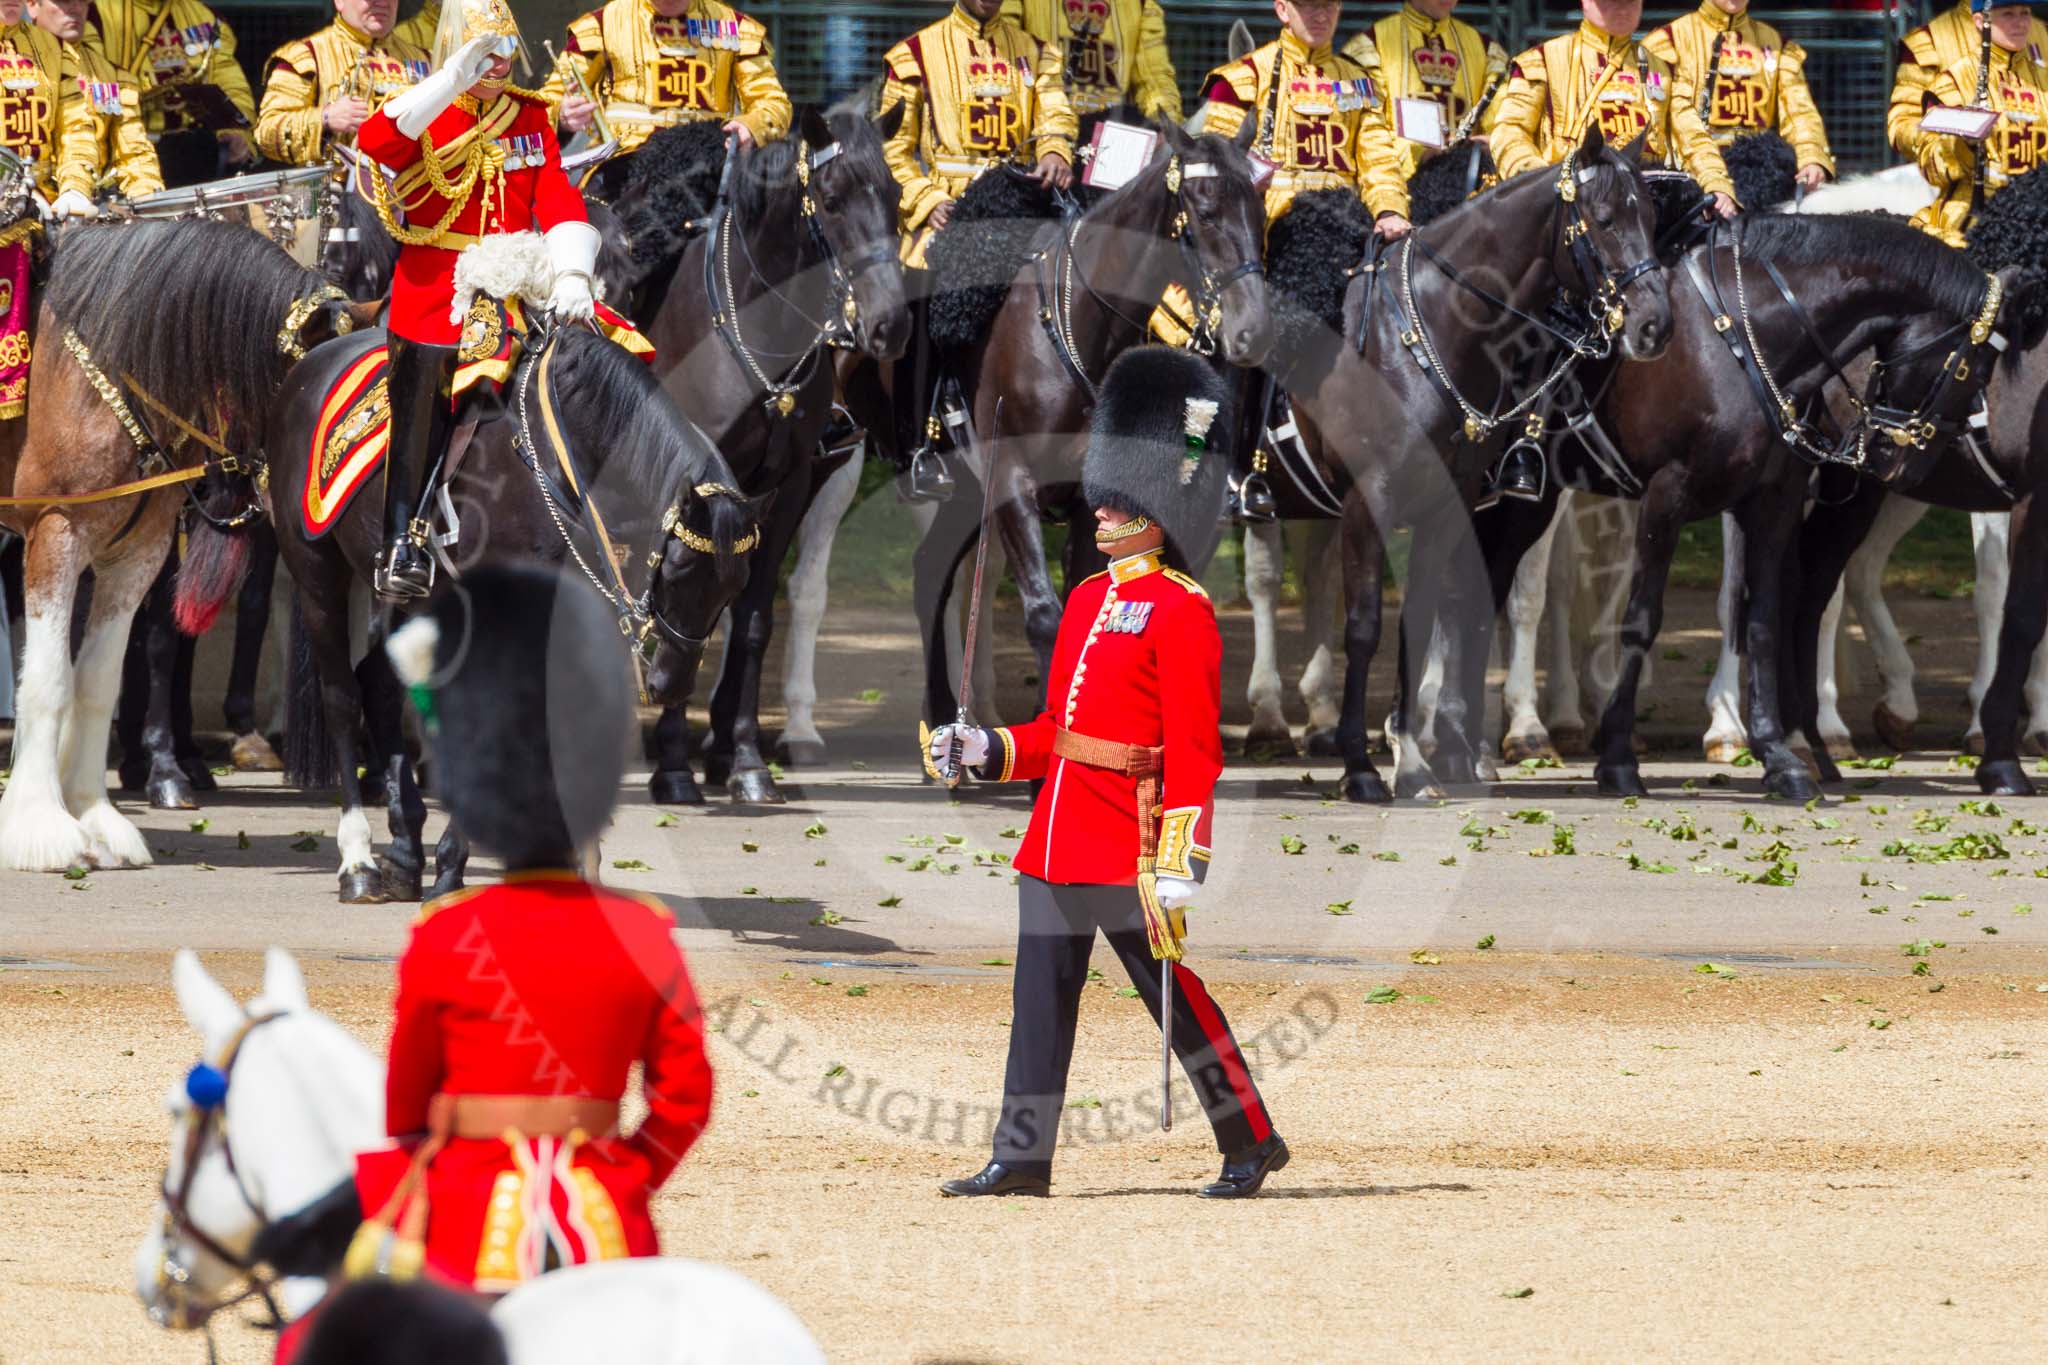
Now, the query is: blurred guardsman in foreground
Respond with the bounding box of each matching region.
[926,348,1289,1202]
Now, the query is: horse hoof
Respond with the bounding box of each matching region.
[1340,769,1392,804]
[775,736,830,768]
[1474,753,1500,783]
[1595,765,1649,799]
[1765,764,1822,803]
[1980,759,2036,798]
[1548,726,1590,758]
[146,775,197,811]
[702,755,733,787]
[1703,735,1748,765]
[2027,731,2048,759]
[1303,728,1341,758]
[230,732,284,772]
[338,867,387,904]
[1243,722,1297,760]
[181,759,218,793]
[649,769,705,806]
[728,769,786,805]
[1813,749,1844,786]
[1872,701,1915,753]
[1824,735,1859,763]
[1964,730,1987,758]
[378,856,423,903]
[1436,753,1480,787]
[430,870,465,900]
[1500,732,1559,766]
[1393,768,1445,802]
[116,763,148,794]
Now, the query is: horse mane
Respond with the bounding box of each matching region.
[1742,211,1991,322]
[44,219,319,440]
[547,328,753,570]
[296,1279,507,1365]
[333,187,400,302]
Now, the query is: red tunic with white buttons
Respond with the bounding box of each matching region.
[983,549,1220,886]
[356,88,588,345]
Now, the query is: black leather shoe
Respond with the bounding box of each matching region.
[1198,1133,1289,1199]
[1485,446,1545,504]
[939,1161,1051,1198]
[373,540,433,601]
[896,448,956,504]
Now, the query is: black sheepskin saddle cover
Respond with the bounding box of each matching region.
[924,166,1059,356]
[614,121,729,277]
[1643,131,1798,254]
[1407,140,1497,226]
[1967,164,2048,344]
[1264,188,1371,356]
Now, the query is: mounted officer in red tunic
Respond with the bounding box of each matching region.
[925,347,1289,1200]
[354,0,600,599]
[343,564,714,1293]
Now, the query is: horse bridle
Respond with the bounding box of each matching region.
[1686,215,2006,467]
[1381,149,1662,443]
[1161,153,1266,357]
[637,479,761,652]
[707,136,896,417]
[150,1011,288,1337]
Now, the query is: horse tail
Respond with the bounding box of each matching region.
[172,516,252,637]
[283,594,337,789]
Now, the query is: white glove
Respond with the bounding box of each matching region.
[387,35,497,139]
[926,724,990,769]
[1154,876,1199,911]
[51,190,96,220]
[544,220,601,323]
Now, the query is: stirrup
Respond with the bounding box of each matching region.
[1228,472,1278,524]
[373,539,435,601]
[897,447,955,504]
[1481,440,1548,508]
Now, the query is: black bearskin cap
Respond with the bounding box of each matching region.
[1081,347,1235,576]
[385,565,632,868]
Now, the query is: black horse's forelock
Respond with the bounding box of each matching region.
[822,104,899,219]
[45,219,319,437]
[1745,211,1992,323]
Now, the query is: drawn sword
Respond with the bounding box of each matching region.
[925,393,1002,786]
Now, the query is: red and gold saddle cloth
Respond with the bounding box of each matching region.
[0,222,37,420]
[300,295,650,538]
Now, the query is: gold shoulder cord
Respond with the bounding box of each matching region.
[370,126,505,245]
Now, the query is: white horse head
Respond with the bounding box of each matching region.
[134,947,384,1333]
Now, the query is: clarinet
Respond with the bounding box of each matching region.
[1973,19,1993,209]
[1452,51,1507,144]
[1698,30,1727,125]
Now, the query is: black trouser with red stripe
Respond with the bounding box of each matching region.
[992,877,1274,1175]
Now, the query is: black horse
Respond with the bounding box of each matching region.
[274,323,759,903]
[1460,209,2015,802]
[1786,168,2048,796]
[1254,124,1673,804]
[596,103,911,804]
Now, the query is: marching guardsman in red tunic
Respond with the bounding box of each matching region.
[355,0,599,599]
[347,564,714,1291]
[925,348,1288,1200]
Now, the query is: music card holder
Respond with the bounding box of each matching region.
[1920,106,2000,141]
[1081,120,1161,192]
[1395,96,1446,150]
[1247,152,1277,190]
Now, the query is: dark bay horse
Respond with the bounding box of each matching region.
[0,219,356,872]
[1787,170,2048,797]
[599,104,910,804]
[274,323,759,902]
[834,114,1269,729]
[1257,124,1673,804]
[1465,211,2015,802]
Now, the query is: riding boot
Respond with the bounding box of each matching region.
[1484,442,1547,504]
[375,335,455,601]
[893,281,953,504]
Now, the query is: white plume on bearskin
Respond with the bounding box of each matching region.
[1081,346,1236,576]
[382,564,634,867]
[449,230,604,324]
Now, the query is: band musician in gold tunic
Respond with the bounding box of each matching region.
[1000,0,1181,121]
[1890,0,2048,156]
[1912,0,2048,246]
[1492,0,1735,212]
[254,0,429,166]
[1643,0,1832,192]
[1341,0,1509,179]
[549,0,791,153]
[28,0,158,196]
[88,0,256,175]
[0,0,99,209]
[1199,1,1410,232]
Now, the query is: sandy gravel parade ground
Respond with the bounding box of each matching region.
[4,594,2048,1362]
